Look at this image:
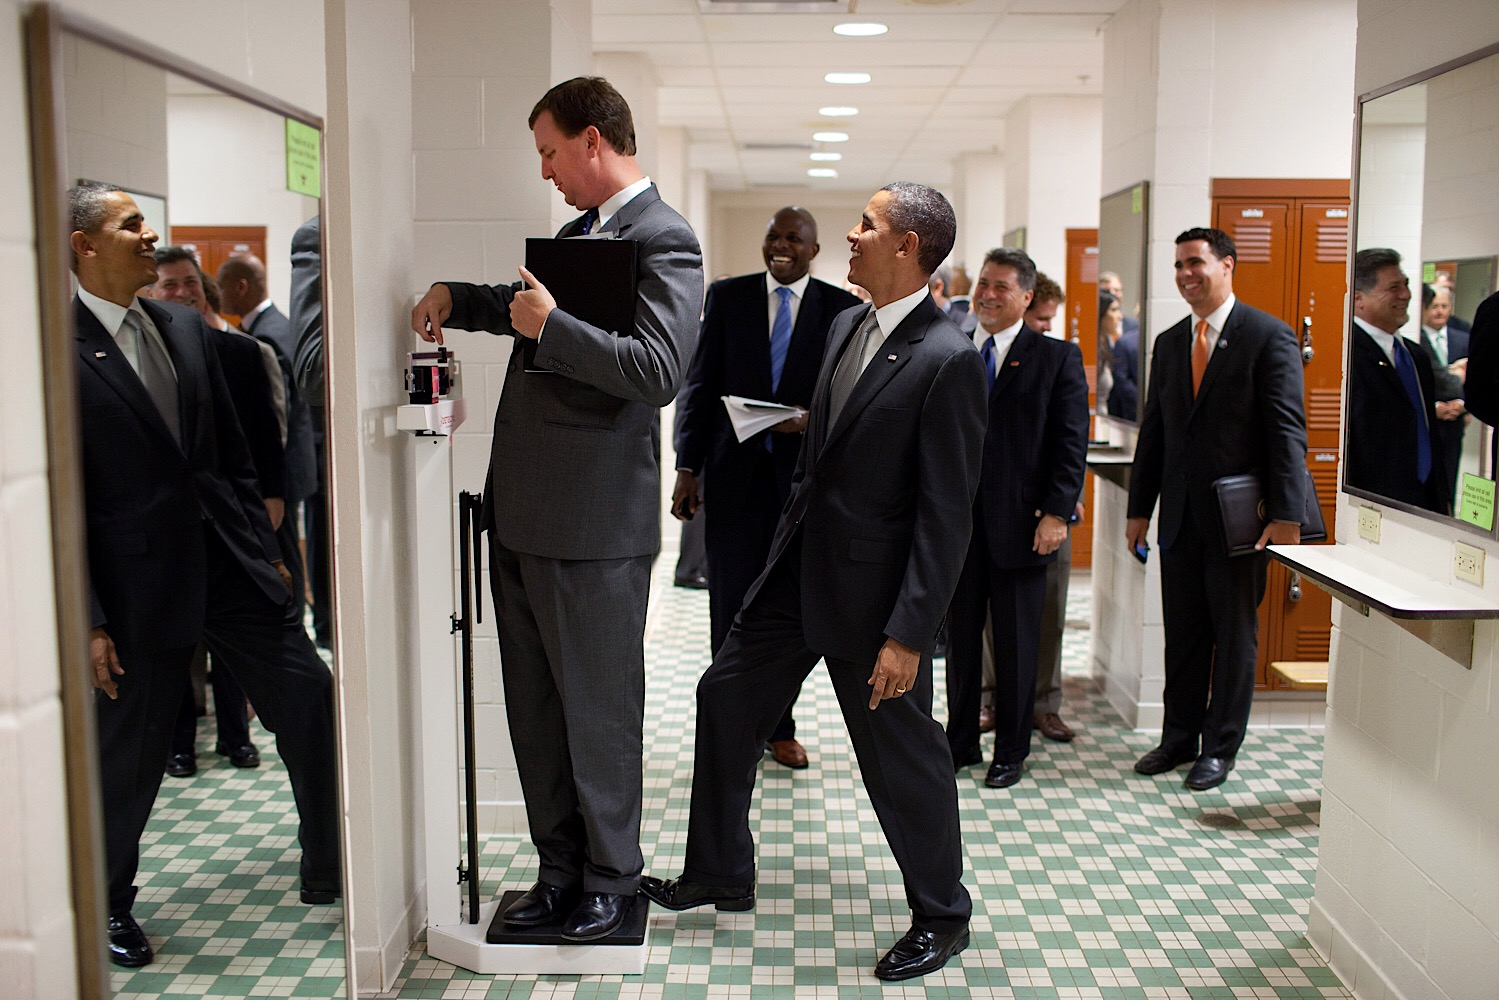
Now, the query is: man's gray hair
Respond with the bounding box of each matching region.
[879,181,956,276]
[929,262,953,291]
[68,180,124,235]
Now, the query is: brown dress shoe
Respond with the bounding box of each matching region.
[766,738,809,769]
[1033,712,1075,742]
[978,704,995,733]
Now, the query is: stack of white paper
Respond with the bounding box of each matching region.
[722,395,803,443]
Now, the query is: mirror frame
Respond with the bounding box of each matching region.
[24,6,348,996]
[1096,180,1149,429]
[1344,39,1499,534]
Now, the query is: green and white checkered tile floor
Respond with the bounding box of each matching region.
[115,574,1350,999]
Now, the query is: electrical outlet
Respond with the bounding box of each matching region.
[1454,541,1485,586]
[1357,506,1381,543]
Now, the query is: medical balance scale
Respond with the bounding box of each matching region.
[399,347,647,975]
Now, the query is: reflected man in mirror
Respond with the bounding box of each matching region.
[1419,282,1469,511]
[68,182,341,970]
[1346,249,1448,515]
[1126,227,1307,792]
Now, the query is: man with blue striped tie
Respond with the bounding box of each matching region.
[674,207,860,769]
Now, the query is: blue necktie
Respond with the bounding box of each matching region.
[1392,338,1433,483]
[769,286,793,393]
[579,207,599,235]
[981,335,997,391]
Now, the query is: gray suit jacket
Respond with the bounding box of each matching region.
[444,184,704,560]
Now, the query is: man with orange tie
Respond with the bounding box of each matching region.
[1126,228,1307,791]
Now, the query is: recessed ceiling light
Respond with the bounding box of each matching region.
[809,152,842,162]
[825,72,871,85]
[819,106,859,117]
[813,131,849,143]
[833,23,887,37]
[808,168,839,178]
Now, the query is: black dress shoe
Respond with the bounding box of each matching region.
[639,875,754,912]
[300,878,342,905]
[874,925,969,981]
[1133,745,1197,775]
[561,892,630,941]
[503,881,577,925]
[107,913,153,968]
[984,761,1022,788]
[951,746,983,772]
[1185,755,1234,790]
[216,743,260,768]
[165,752,197,778]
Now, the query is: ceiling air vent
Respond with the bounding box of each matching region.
[699,0,854,13]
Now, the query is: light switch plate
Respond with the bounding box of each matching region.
[1454,541,1485,586]
[1357,506,1381,543]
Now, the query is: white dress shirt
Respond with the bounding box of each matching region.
[766,271,810,336]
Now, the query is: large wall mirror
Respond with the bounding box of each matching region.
[27,7,350,996]
[1347,42,1499,533]
[1096,182,1148,427]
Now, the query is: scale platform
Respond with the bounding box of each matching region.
[425,891,648,975]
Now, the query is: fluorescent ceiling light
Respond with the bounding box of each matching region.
[808,168,839,178]
[825,72,871,85]
[819,106,859,117]
[809,152,842,162]
[813,131,849,142]
[833,23,887,37]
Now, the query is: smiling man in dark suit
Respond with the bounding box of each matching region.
[673,206,860,770]
[410,76,703,942]
[69,182,341,968]
[641,181,987,982]
[1346,248,1448,515]
[944,248,1088,789]
[1127,227,1307,792]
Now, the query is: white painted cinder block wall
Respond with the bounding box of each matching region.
[1308,5,1499,998]
[1003,95,1103,282]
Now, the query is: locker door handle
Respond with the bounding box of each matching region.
[1301,317,1315,364]
[1288,570,1303,603]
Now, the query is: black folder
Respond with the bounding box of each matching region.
[521,237,637,371]
[1213,468,1327,556]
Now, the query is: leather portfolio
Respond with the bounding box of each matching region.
[521,236,637,370]
[1212,468,1327,556]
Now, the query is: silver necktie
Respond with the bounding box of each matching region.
[827,311,879,427]
[124,310,180,443]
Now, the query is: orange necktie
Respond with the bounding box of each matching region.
[1191,319,1211,397]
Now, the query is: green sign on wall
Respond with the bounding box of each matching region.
[285,119,321,197]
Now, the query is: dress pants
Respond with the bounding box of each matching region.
[704,448,797,743]
[684,533,971,933]
[1158,503,1268,759]
[169,644,250,756]
[488,538,650,896]
[945,515,1048,765]
[1033,532,1072,716]
[96,525,339,917]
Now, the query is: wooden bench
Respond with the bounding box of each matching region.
[1270,660,1329,691]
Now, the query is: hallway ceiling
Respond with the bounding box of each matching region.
[594,0,1125,192]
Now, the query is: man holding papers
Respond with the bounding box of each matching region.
[674,207,860,770]
[410,76,703,942]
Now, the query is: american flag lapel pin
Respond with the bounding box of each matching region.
[95,351,108,358]
[886,353,897,362]
[1009,360,1020,366]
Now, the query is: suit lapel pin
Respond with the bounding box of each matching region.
[1009,360,1020,366]
[94,351,108,358]
[1218,339,1228,349]
[886,353,897,362]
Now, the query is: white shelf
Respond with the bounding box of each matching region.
[1266,544,1499,620]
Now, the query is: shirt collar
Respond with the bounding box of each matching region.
[243,299,273,325]
[78,286,149,339]
[1193,293,1236,334]
[871,286,932,341]
[1354,314,1398,358]
[766,271,811,300]
[597,176,652,230]
[972,316,1024,352]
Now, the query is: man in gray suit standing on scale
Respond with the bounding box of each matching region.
[411,76,703,942]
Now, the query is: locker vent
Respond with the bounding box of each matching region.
[1232,221,1273,263]
[1316,220,1349,263]
[1296,627,1331,660]
[1307,388,1341,433]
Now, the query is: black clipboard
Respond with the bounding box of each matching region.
[522,236,637,372]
